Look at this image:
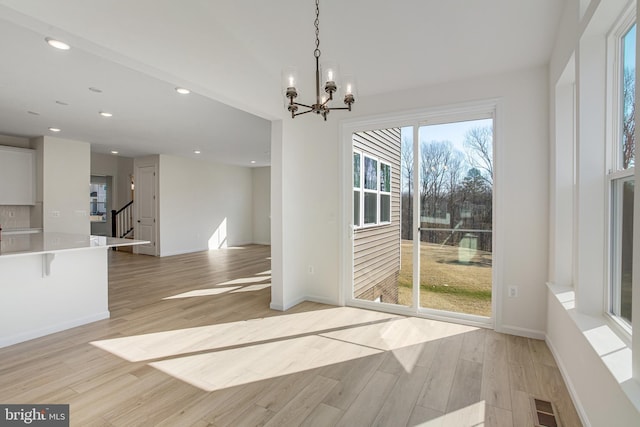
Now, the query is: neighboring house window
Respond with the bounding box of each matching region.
[354,152,392,227]
[609,18,635,330]
[363,155,378,225]
[380,162,391,223]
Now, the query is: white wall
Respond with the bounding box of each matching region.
[252,166,271,245]
[273,65,550,337]
[158,154,253,256]
[543,0,640,425]
[37,136,90,234]
[117,156,134,209]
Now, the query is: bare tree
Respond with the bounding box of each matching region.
[420,141,454,219]
[464,126,493,186]
[623,67,635,169]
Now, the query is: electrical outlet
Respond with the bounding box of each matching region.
[51,211,60,218]
[8,210,15,217]
[308,265,315,275]
[508,286,518,298]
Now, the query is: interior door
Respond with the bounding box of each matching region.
[135,164,157,255]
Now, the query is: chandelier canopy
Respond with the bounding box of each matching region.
[282,0,356,121]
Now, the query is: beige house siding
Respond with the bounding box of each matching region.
[353,128,401,304]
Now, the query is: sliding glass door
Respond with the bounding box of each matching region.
[349,114,494,322]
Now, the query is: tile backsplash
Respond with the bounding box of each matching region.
[0,205,31,229]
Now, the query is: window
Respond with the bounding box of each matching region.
[353,152,392,227]
[89,177,108,223]
[609,19,635,330]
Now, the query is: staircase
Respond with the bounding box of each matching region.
[111,201,134,250]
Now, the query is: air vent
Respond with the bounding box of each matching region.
[530,397,561,427]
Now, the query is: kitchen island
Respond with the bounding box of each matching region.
[0,232,147,348]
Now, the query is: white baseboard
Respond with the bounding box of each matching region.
[0,311,110,349]
[270,295,337,312]
[495,324,545,340]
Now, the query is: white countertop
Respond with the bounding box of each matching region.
[0,232,148,257]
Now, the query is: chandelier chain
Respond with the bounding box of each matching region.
[314,0,320,58]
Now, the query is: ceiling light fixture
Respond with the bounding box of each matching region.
[55,101,68,106]
[176,87,191,95]
[193,150,201,154]
[89,87,102,93]
[111,150,119,154]
[99,111,113,117]
[283,0,355,121]
[45,37,70,50]
[48,127,61,132]
[27,111,40,116]
[251,160,256,164]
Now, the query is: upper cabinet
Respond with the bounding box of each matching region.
[0,146,36,205]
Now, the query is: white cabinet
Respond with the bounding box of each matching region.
[0,146,36,205]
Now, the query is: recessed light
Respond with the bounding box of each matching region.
[111,150,119,155]
[89,87,102,93]
[250,160,256,164]
[193,150,201,154]
[45,37,70,50]
[176,87,190,95]
[48,127,61,132]
[55,100,69,106]
[99,111,113,117]
[27,111,40,116]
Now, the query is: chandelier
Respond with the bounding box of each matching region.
[283,0,356,120]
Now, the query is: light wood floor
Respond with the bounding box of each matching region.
[0,245,582,426]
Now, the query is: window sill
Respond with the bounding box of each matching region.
[547,283,640,413]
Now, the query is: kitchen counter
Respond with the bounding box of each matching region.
[0,232,146,257]
[0,232,148,348]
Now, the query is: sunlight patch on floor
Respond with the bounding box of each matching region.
[413,401,486,426]
[90,307,399,362]
[216,276,271,286]
[150,335,383,392]
[91,306,478,393]
[230,283,271,293]
[163,287,241,299]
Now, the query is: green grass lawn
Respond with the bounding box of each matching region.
[396,240,492,317]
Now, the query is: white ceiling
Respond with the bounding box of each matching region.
[0,0,566,166]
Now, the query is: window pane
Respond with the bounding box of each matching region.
[364,192,377,224]
[354,190,361,226]
[380,194,391,222]
[353,152,361,188]
[620,179,634,323]
[612,178,634,325]
[364,157,378,190]
[380,163,391,192]
[622,24,635,170]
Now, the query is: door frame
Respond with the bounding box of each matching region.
[339,100,502,330]
[134,156,160,256]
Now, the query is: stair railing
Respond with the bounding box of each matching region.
[111,201,134,239]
